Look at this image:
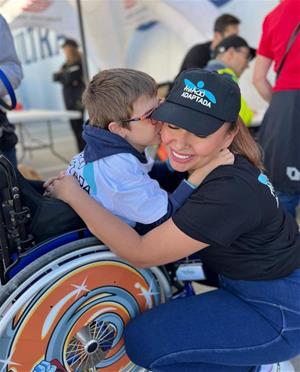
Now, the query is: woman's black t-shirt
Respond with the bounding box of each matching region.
[172,156,300,280]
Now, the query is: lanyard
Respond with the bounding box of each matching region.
[0,68,17,110]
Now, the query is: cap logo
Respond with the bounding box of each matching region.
[181,79,216,108]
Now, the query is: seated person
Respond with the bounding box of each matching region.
[204,35,256,127]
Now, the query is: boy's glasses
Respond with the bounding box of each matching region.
[120,100,162,125]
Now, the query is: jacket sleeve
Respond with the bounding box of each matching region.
[149,160,187,192]
[0,15,23,97]
[135,179,195,235]
[92,155,195,227]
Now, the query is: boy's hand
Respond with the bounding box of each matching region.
[43,171,66,189]
[46,175,82,203]
[43,171,66,196]
[187,149,234,187]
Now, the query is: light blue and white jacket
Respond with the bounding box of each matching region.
[66,122,194,230]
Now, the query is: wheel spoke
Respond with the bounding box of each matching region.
[66,340,84,356]
[73,351,88,369]
[98,328,114,343]
[65,321,116,370]
[95,320,105,340]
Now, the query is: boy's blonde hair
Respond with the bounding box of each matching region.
[82,68,157,129]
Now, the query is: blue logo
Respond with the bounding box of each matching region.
[209,0,232,7]
[184,79,217,104]
[258,173,279,207]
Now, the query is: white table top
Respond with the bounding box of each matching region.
[7,109,81,123]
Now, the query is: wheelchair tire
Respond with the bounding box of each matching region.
[0,237,171,371]
[0,237,100,306]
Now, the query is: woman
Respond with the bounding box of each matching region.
[48,70,300,371]
[53,38,86,152]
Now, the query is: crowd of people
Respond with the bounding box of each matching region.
[1,1,300,371]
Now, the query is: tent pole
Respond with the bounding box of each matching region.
[76,0,89,83]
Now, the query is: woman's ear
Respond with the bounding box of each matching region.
[108,122,127,138]
[223,124,238,148]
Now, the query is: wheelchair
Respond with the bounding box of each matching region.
[0,155,197,372]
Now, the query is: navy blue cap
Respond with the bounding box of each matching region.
[152,69,241,137]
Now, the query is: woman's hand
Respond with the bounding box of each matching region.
[187,148,234,187]
[46,175,82,203]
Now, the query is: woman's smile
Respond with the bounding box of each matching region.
[169,149,195,163]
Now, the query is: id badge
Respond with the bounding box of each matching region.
[176,262,206,281]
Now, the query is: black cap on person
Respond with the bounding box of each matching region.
[151,69,241,137]
[213,35,256,61]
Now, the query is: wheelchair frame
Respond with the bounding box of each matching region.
[0,155,195,372]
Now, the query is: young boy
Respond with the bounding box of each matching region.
[56,68,233,232]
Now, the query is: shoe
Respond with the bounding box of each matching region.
[260,360,295,372]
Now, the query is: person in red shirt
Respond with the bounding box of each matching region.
[253,0,300,217]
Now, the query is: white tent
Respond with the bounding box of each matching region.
[0,0,276,111]
[1,0,216,74]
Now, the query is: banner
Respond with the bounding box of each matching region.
[3,0,79,39]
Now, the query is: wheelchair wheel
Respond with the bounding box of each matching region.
[0,237,171,371]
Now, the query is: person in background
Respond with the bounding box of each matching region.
[205,35,256,127]
[0,15,23,167]
[253,0,300,218]
[53,38,86,152]
[179,13,240,73]
[48,70,300,372]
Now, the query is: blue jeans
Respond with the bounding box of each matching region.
[278,192,300,218]
[124,269,300,371]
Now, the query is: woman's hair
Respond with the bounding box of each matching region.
[229,118,264,170]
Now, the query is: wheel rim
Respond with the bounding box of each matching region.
[65,321,116,370]
[0,245,170,371]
